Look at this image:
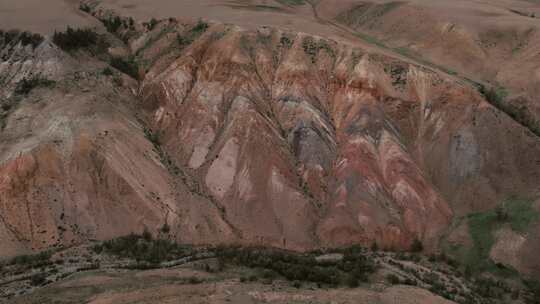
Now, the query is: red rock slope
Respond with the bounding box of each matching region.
[0,13,539,257]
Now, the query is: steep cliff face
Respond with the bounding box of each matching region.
[1,10,539,258]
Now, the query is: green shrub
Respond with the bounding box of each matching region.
[479,85,506,106]
[143,127,160,147]
[0,30,43,48]
[94,233,190,264]
[188,276,203,284]
[524,280,540,304]
[411,239,423,252]
[302,36,335,63]
[192,20,209,35]
[465,199,538,274]
[14,76,55,95]
[0,30,19,45]
[214,246,375,287]
[276,0,306,5]
[53,27,101,51]
[142,228,152,241]
[176,19,209,48]
[143,18,159,31]
[30,273,47,286]
[102,16,123,33]
[10,251,52,266]
[102,67,114,76]
[160,223,170,234]
[279,35,293,49]
[495,204,509,221]
[386,273,400,285]
[79,3,91,13]
[345,274,359,288]
[19,31,44,48]
[110,56,139,79]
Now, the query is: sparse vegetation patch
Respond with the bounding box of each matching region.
[0,30,43,49]
[215,245,376,287]
[110,56,139,80]
[53,27,108,52]
[14,76,55,95]
[452,199,539,275]
[102,15,123,33]
[92,231,192,266]
[143,18,159,31]
[276,0,306,6]
[279,34,294,49]
[302,36,335,63]
[479,85,540,136]
[176,19,209,48]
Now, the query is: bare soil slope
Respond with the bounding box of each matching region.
[1,1,539,258]
[0,0,540,289]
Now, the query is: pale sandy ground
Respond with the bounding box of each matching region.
[0,0,339,38]
[0,0,99,33]
[8,266,457,304]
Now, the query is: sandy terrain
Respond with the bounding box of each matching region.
[8,267,457,304]
[0,0,98,33]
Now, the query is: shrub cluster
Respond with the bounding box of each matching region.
[214,246,376,287]
[143,18,159,31]
[52,27,101,51]
[30,273,48,286]
[102,16,123,33]
[9,251,52,267]
[14,76,55,95]
[79,3,91,13]
[110,56,139,79]
[0,30,43,48]
[279,35,294,49]
[92,231,189,265]
[176,20,209,47]
[479,85,505,106]
[410,239,423,252]
[302,36,335,63]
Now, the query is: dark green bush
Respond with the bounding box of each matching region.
[19,31,44,48]
[192,20,209,35]
[94,233,189,264]
[160,223,170,234]
[176,19,209,48]
[142,228,152,241]
[479,85,505,106]
[79,3,91,13]
[0,30,43,48]
[411,239,423,252]
[102,16,122,33]
[110,56,139,79]
[144,18,159,31]
[302,36,335,63]
[10,251,52,266]
[102,67,114,76]
[30,273,47,286]
[279,35,293,49]
[188,276,203,284]
[386,273,400,285]
[14,76,55,95]
[214,246,375,287]
[345,274,359,288]
[1,30,20,45]
[53,27,100,51]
